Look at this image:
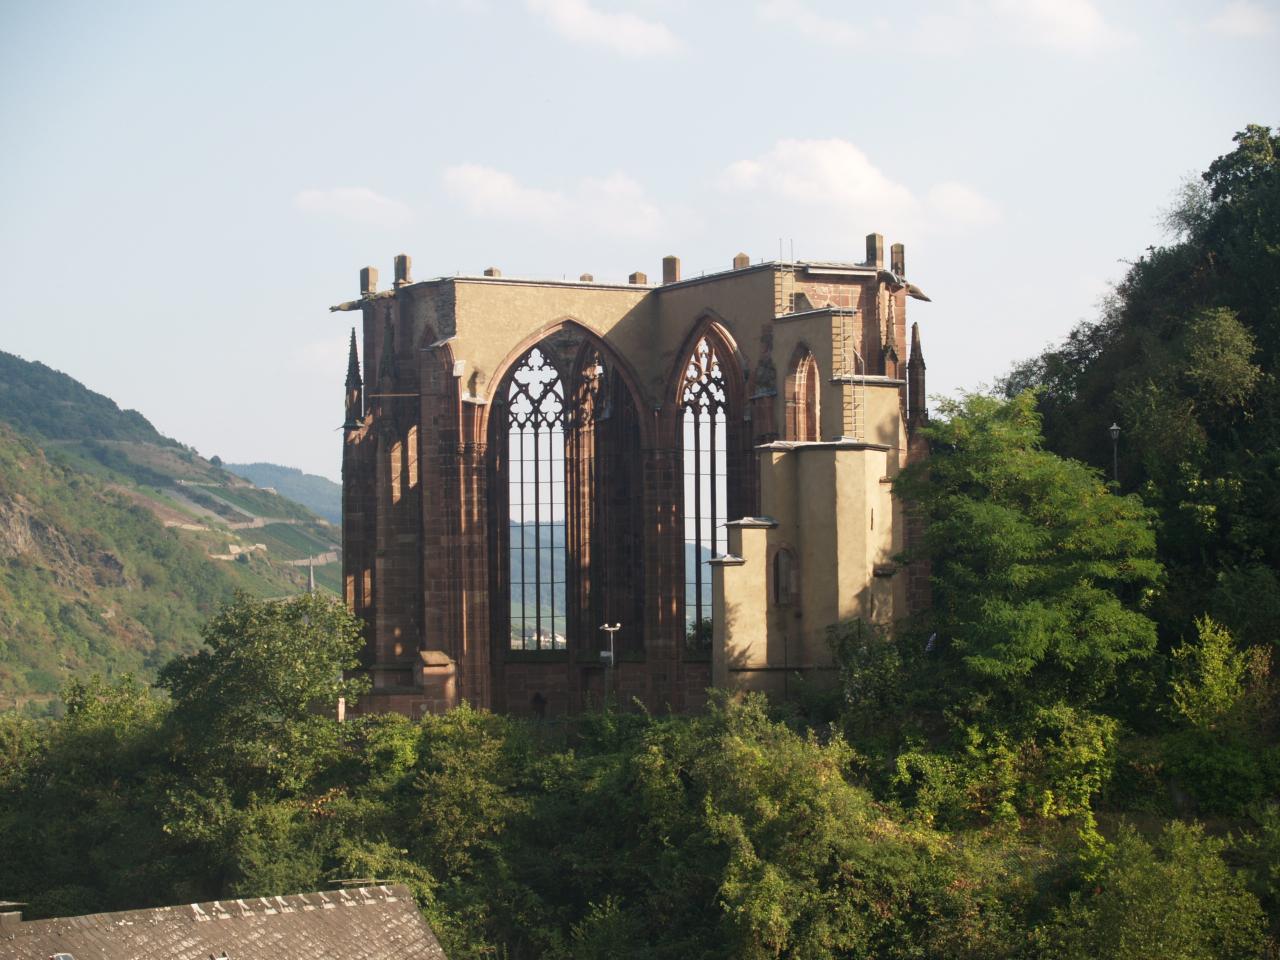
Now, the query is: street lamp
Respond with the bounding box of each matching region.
[599,623,621,704]
[1108,422,1121,483]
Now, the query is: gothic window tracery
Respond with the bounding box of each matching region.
[681,335,729,649]
[506,347,567,650]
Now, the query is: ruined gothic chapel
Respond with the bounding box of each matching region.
[337,235,930,717]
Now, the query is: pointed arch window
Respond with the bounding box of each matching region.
[787,350,820,441]
[507,347,567,650]
[681,335,729,649]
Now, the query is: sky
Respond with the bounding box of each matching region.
[1,0,1276,481]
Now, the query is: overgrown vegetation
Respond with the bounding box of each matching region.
[1,594,1274,958]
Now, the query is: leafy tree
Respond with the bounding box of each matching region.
[895,392,1161,722]
[1040,822,1266,960]
[1170,616,1250,730]
[158,591,368,795]
[1001,125,1280,649]
[0,676,182,917]
[1163,617,1278,813]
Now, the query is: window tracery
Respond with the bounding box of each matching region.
[506,347,567,650]
[681,335,729,649]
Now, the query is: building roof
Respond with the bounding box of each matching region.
[0,885,447,960]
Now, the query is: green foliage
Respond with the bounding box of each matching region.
[1161,618,1278,814]
[0,417,336,704]
[1171,616,1249,730]
[159,592,369,794]
[1,654,1269,959]
[0,349,177,446]
[1000,125,1280,653]
[1040,822,1266,960]
[895,392,1161,722]
[208,484,316,522]
[1234,803,1280,923]
[826,619,902,742]
[888,705,1117,833]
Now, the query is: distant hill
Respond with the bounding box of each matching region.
[224,462,341,524]
[0,351,342,712]
[0,350,178,446]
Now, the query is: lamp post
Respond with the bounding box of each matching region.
[599,623,621,705]
[1108,422,1121,484]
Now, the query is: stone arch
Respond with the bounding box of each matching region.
[784,344,820,442]
[486,322,647,661]
[770,543,799,606]
[481,318,652,448]
[670,318,751,653]
[664,314,747,411]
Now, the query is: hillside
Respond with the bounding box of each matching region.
[0,350,177,446]
[224,462,341,524]
[0,352,342,711]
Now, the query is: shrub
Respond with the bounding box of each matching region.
[1040,821,1266,960]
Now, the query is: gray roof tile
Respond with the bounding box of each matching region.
[0,885,447,960]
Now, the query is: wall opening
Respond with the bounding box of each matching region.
[680,334,729,652]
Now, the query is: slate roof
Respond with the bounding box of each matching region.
[0,884,447,960]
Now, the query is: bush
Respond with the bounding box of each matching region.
[1040,821,1266,960]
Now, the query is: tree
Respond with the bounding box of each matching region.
[1000,125,1280,648]
[1041,822,1266,960]
[1170,616,1250,731]
[895,392,1162,722]
[158,591,368,795]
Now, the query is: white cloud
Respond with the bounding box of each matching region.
[443,164,665,239]
[993,0,1124,52]
[577,173,664,239]
[756,0,863,50]
[526,0,680,57]
[1206,1,1276,36]
[443,165,563,221]
[293,187,412,227]
[725,139,917,218]
[721,138,1000,236]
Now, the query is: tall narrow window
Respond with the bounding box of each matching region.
[507,348,567,650]
[802,354,819,441]
[681,335,728,649]
[786,349,820,441]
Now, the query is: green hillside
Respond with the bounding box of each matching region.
[224,462,341,524]
[0,350,177,446]
[0,353,343,712]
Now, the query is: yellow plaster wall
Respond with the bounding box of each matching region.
[449,280,655,404]
[653,267,778,386]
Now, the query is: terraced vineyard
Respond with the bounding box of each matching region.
[0,351,342,711]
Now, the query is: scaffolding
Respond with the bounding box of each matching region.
[837,312,866,442]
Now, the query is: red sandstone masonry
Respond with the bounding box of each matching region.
[342,255,928,717]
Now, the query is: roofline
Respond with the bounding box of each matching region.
[6,885,417,935]
[329,259,900,311]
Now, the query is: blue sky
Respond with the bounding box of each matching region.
[1,0,1276,480]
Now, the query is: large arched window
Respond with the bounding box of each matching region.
[506,347,567,650]
[681,335,729,649]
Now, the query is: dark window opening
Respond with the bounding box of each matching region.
[681,335,728,650]
[507,347,567,650]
